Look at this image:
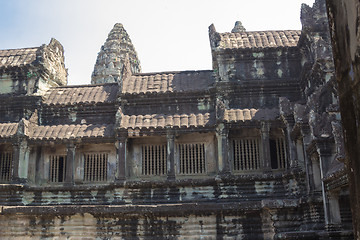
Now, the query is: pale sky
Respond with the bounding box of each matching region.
[0,0,315,85]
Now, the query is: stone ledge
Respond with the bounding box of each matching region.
[1,199,300,216]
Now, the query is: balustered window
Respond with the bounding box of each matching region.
[270,138,287,169]
[49,155,66,183]
[84,153,108,182]
[142,144,167,176]
[233,138,260,171]
[178,143,206,174]
[0,152,12,182]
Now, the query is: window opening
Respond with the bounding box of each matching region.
[270,138,287,169]
[142,144,166,176]
[233,139,260,171]
[178,143,205,174]
[0,152,12,182]
[49,155,66,183]
[84,153,108,182]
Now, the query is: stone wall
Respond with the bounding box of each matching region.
[325,0,360,238]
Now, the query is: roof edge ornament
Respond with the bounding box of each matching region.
[231,21,246,33]
[208,24,221,49]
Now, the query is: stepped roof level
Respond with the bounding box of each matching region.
[91,23,141,84]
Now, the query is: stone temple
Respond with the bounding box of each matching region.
[0,0,354,239]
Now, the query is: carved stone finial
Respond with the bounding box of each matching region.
[300,0,328,32]
[209,24,221,49]
[231,21,246,33]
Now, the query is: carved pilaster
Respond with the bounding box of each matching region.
[328,190,341,225]
[167,131,175,181]
[117,134,127,181]
[216,125,230,174]
[11,139,29,183]
[18,139,29,182]
[284,117,298,168]
[11,142,20,182]
[298,124,313,195]
[65,143,75,185]
[261,122,272,172]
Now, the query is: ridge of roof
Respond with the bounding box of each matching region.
[215,30,302,50]
[123,70,214,94]
[0,46,39,52]
[43,84,118,105]
[119,112,214,130]
[30,123,114,140]
[220,29,301,34]
[49,82,118,89]
[48,71,213,90]
[0,47,39,68]
[133,69,213,76]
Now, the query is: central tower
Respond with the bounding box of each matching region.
[91,23,141,84]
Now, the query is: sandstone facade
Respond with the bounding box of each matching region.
[0,0,353,239]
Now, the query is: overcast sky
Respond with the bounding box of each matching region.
[0,0,315,85]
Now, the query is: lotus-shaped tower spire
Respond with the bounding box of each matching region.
[91,23,141,84]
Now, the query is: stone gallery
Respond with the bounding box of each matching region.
[0,0,354,239]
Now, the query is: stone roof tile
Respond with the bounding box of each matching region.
[224,108,279,122]
[120,113,213,129]
[43,83,118,105]
[0,123,18,138]
[29,124,114,140]
[0,47,38,68]
[326,159,345,178]
[218,30,301,50]
[122,70,214,94]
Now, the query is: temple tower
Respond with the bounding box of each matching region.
[91,23,141,84]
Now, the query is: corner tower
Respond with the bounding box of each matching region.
[91,23,141,84]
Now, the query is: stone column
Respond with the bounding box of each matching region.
[317,140,333,225]
[34,146,42,184]
[328,191,341,225]
[296,138,306,169]
[11,139,29,183]
[300,126,312,194]
[216,125,230,174]
[17,139,29,182]
[117,134,127,181]
[65,143,75,185]
[261,208,276,239]
[261,122,272,172]
[167,132,175,181]
[310,154,322,191]
[11,142,20,182]
[283,117,297,168]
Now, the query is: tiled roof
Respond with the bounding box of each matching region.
[218,31,301,50]
[43,84,118,105]
[122,70,214,94]
[29,124,114,140]
[224,108,279,122]
[120,113,213,129]
[0,123,18,138]
[0,47,38,68]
